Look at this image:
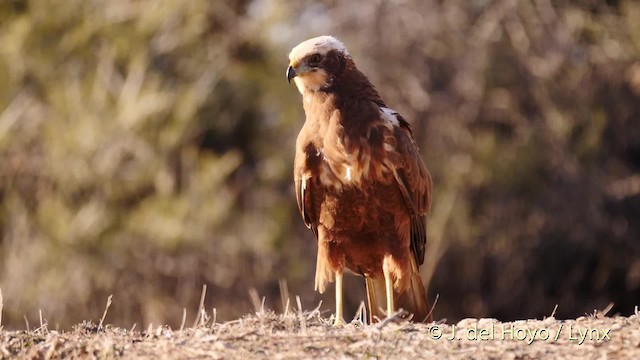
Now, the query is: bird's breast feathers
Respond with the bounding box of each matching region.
[298,106,403,191]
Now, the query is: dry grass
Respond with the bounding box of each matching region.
[1,305,639,359]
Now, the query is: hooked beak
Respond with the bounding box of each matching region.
[286,66,297,83]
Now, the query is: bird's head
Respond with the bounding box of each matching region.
[286,35,350,94]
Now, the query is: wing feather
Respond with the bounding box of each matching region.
[387,112,432,264]
[295,176,318,238]
[294,133,320,238]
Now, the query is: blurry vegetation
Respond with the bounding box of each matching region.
[0,0,639,328]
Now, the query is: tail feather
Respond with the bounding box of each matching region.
[364,257,432,323]
[365,276,387,322]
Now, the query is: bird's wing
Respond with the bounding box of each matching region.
[295,174,318,238]
[383,108,432,264]
[294,140,319,239]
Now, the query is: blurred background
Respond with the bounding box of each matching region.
[1,0,639,329]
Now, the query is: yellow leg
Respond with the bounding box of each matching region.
[383,263,394,319]
[334,271,345,326]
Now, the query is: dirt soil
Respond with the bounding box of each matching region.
[2,309,639,359]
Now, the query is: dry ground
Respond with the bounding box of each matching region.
[2,307,640,359]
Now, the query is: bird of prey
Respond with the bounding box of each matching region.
[287,36,433,325]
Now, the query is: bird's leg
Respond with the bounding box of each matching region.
[383,258,394,319]
[334,271,345,326]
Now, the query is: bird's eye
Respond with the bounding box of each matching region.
[309,53,321,65]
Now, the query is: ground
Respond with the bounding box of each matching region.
[2,308,639,359]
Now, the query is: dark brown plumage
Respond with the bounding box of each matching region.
[287,36,433,324]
